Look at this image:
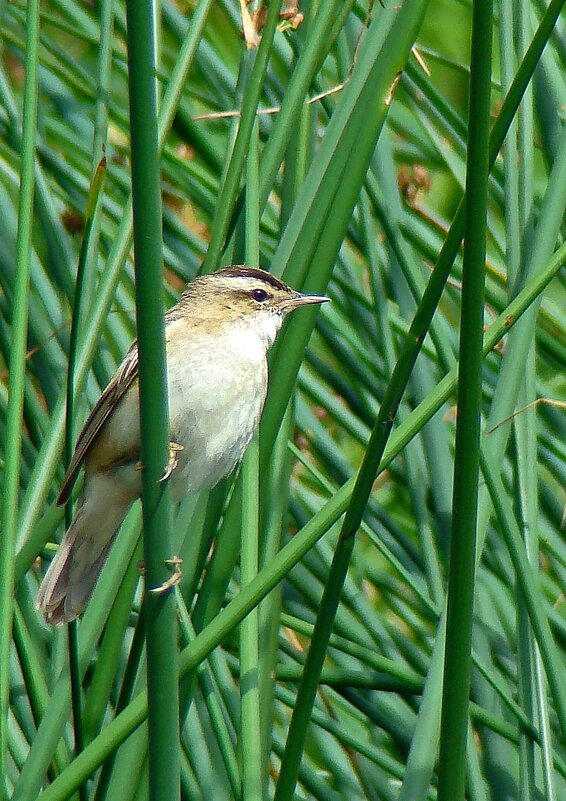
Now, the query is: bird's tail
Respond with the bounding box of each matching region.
[37,484,134,625]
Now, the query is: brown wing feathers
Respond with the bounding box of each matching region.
[57,345,139,506]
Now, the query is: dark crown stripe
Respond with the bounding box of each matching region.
[216,265,291,292]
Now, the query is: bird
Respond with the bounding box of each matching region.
[36,266,328,625]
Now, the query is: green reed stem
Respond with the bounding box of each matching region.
[125,3,179,800]
[437,0,494,798]
[0,2,40,796]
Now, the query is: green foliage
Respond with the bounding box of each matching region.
[1,1,565,800]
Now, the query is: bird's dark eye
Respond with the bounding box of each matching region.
[251,288,270,302]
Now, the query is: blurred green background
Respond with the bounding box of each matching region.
[1,1,565,800]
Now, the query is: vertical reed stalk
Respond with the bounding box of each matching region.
[125,3,179,799]
[0,2,40,795]
[437,1,493,798]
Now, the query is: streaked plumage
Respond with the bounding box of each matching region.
[37,267,328,624]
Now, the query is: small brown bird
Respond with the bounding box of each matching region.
[37,266,328,624]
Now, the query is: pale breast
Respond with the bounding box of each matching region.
[165,323,268,498]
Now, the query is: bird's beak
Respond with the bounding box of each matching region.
[282,292,330,312]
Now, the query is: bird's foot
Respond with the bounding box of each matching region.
[159,442,184,482]
[149,556,183,594]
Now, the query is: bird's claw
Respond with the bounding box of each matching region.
[149,556,183,594]
[159,442,184,482]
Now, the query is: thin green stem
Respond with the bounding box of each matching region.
[240,437,262,801]
[0,1,40,795]
[239,119,262,800]
[515,5,539,798]
[201,0,282,272]
[64,155,107,801]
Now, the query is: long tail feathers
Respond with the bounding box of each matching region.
[37,500,130,625]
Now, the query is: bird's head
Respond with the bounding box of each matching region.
[178,266,329,345]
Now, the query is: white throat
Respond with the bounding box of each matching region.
[250,310,284,350]
[212,311,281,370]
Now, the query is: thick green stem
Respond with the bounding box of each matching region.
[437,1,493,799]
[125,3,179,800]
